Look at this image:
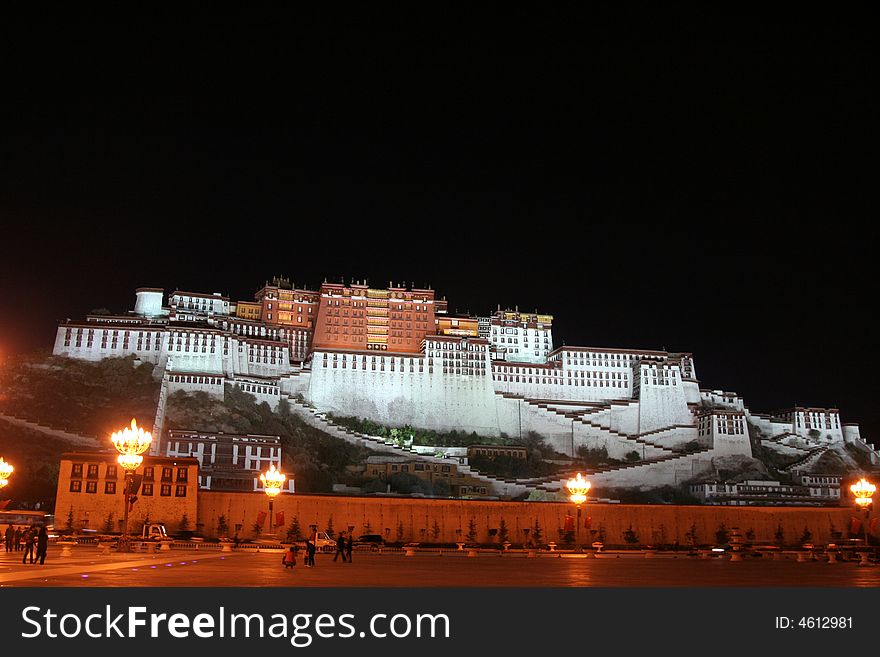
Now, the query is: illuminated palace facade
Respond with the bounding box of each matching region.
[53,277,877,488]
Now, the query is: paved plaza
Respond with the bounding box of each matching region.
[2,545,880,587]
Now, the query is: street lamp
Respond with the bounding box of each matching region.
[0,457,13,489]
[566,472,591,551]
[850,477,876,552]
[260,463,286,538]
[111,418,152,551]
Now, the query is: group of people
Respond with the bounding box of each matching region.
[4,524,49,565]
[282,530,354,570]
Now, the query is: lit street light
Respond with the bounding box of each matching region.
[260,463,286,538]
[566,472,591,551]
[0,457,13,489]
[111,419,152,551]
[850,477,876,557]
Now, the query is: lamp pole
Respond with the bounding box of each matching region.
[850,478,875,558]
[566,472,591,552]
[260,463,286,539]
[111,419,152,552]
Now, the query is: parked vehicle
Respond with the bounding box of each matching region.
[141,524,169,541]
[353,534,385,551]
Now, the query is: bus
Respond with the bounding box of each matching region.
[0,510,54,533]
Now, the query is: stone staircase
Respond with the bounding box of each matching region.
[0,412,99,448]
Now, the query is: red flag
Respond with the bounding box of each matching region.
[585,515,592,529]
[850,517,861,535]
[256,511,267,528]
[564,515,574,532]
[275,511,285,528]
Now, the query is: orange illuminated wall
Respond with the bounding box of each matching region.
[235,301,262,321]
[436,315,479,337]
[255,285,319,329]
[312,282,437,353]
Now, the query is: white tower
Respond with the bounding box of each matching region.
[134,287,164,316]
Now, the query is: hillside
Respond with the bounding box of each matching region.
[165,386,375,492]
[0,353,161,438]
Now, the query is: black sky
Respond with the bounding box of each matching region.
[1,11,877,436]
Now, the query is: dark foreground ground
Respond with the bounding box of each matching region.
[2,545,880,587]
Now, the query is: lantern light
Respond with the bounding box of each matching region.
[566,472,591,506]
[111,418,153,472]
[0,457,13,488]
[850,478,876,508]
[260,463,286,498]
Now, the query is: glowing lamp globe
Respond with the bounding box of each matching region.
[566,472,591,506]
[850,478,876,509]
[0,457,13,488]
[260,464,286,498]
[111,419,153,472]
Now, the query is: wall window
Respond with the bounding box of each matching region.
[104,481,117,494]
[176,468,188,482]
[175,485,187,497]
[69,480,82,493]
[161,467,173,482]
[144,466,154,480]
[85,481,98,494]
[87,464,99,479]
[142,483,153,496]
[71,463,83,478]
[160,484,172,497]
[106,465,117,479]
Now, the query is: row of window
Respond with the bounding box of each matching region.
[70,464,188,482]
[69,480,187,496]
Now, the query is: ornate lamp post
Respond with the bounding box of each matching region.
[111,419,152,551]
[566,472,591,551]
[850,477,876,557]
[260,463,286,538]
[0,457,13,489]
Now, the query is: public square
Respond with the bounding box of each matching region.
[2,545,879,587]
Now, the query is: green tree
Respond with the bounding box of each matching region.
[325,516,334,539]
[623,525,639,545]
[800,527,812,544]
[466,518,478,543]
[179,513,191,533]
[432,520,441,541]
[715,524,729,545]
[66,506,74,532]
[252,520,263,538]
[775,524,785,547]
[286,516,302,541]
[531,519,543,545]
[396,520,406,542]
[216,514,229,537]
[103,513,115,534]
[498,518,509,543]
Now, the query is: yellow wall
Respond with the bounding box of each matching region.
[198,491,858,546]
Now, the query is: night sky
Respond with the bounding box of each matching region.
[1,13,876,436]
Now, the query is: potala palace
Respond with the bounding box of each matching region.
[53,278,879,494]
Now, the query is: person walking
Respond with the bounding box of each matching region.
[333,531,347,562]
[345,531,353,563]
[36,525,49,565]
[22,527,36,564]
[4,524,13,552]
[305,539,316,567]
[14,527,22,552]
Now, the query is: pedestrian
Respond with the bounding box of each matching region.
[346,531,353,563]
[282,545,297,569]
[333,531,347,562]
[4,524,13,552]
[305,539,316,567]
[22,528,36,564]
[14,527,22,551]
[36,525,49,565]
